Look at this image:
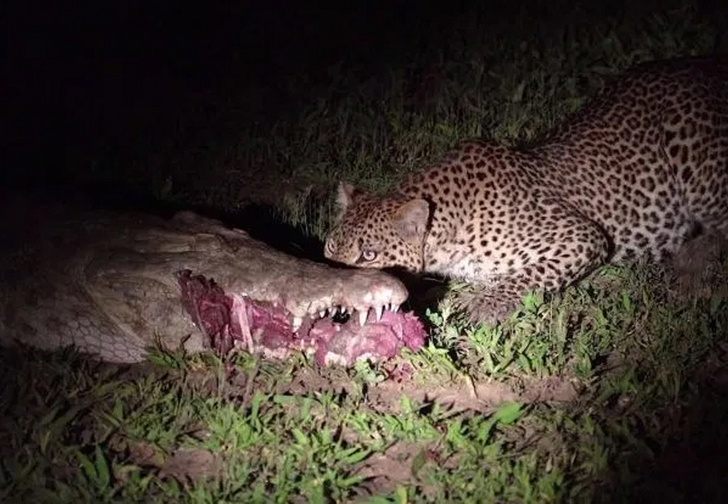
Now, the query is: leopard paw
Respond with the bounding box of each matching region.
[455,288,520,326]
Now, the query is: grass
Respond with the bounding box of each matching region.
[2,262,727,502]
[3,0,728,502]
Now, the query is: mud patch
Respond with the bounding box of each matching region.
[351,441,436,499]
[368,374,580,415]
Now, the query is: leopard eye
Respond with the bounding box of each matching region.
[361,249,377,262]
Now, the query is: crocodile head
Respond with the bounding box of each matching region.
[0,205,427,366]
[177,269,424,366]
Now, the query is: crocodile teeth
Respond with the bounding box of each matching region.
[292,316,303,331]
[392,304,400,313]
[375,305,383,321]
[319,309,327,318]
[358,309,369,327]
[331,306,339,315]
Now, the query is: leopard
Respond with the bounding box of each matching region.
[324,57,728,325]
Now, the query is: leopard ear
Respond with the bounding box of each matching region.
[393,199,430,244]
[336,181,356,208]
[334,181,357,221]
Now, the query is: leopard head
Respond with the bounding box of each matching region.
[324,182,430,272]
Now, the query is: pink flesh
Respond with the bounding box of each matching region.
[176,270,427,366]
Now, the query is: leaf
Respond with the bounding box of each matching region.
[512,81,526,103]
[292,428,309,446]
[76,450,95,480]
[93,445,111,489]
[301,397,312,419]
[395,485,409,504]
[340,447,371,464]
[477,420,495,443]
[338,474,367,487]
[411,449,428,477]
[492,402,524,425]
[621,291,633,311]
[518,354,532,374]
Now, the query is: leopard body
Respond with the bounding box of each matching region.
[325,57,728,323]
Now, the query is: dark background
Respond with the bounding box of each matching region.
[3,1,457,185]
[7,0,722,191]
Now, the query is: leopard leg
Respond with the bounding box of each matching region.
[457,217,610,325]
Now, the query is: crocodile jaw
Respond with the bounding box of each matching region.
[177,270,426,366]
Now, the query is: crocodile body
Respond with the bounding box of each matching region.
[0,195,423,364]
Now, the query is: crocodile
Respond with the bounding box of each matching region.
[0,193,426,365]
